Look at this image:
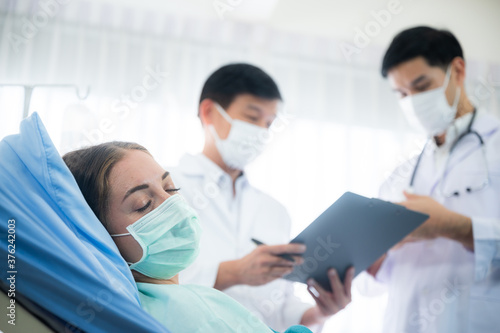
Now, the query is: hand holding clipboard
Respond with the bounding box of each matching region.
[285,192,428,291]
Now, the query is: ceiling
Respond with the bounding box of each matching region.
[6,0,500,63]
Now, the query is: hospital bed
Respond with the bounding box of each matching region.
[0,113,168,332]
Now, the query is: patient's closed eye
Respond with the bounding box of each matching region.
[136,188,180,212]
[137,201,151,213]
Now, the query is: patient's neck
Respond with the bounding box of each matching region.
[132,271,179,285]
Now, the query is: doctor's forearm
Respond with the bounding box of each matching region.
[300,306,327,329]
[443,213,474,251]
[214,260,241,291]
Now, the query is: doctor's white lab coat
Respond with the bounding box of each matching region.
[374,111,500,333]
[170,154,312,332]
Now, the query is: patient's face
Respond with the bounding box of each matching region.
[106,150,179,263]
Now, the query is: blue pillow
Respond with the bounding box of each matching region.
[0,113,168,332]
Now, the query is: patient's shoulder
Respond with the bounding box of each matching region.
[136,283,272,332]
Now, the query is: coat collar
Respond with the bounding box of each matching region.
[471,110,500,137]
[427,110,499,153]
[176,153,248,188]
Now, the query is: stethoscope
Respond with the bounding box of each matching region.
[409,108,490,197]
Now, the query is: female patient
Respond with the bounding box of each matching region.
[63,142,350,332]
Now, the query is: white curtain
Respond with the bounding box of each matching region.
[1,1,500,332]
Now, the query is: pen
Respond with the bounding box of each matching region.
[251,238,295,262]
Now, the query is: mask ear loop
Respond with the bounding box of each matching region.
[109,232,134,265]
[442,64,453,88]
[451,87,461,110]
[210,103,234,143]
[214,103,233,124]
[443,64,461,111]
[110,232,131,237]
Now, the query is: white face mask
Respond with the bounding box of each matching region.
[208,103,270,170]
[399,65,461,136]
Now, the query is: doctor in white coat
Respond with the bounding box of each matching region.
[170,63,354,332]
[366,26,500,333]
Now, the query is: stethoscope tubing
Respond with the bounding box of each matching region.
[409,108,484,189]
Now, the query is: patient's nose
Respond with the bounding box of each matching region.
[156,187,175,207]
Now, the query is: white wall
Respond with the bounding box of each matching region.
[59,0,500,63]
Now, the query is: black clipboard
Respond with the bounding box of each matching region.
[284,192,429,291]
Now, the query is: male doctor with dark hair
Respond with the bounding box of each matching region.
[170,63,354,332]
[366,26,500,333]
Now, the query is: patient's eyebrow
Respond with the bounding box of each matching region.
[122,184,149,203]
[122,172,169,202]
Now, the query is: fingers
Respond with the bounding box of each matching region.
[397,200,410,208]
[366,257,383,277]
[327,270,344,299]
[306,269,354,316]
[328,269,351,309]
[265,243,306,256]
[307,279,338,314]
[256,244,305,266]
[261,254,297,267]
[403,190,419,199]
[306,282,328,310]
[290,255,304,264]
[403,235,421,243]
[344,267,355,300]
[268,265,294,278]
[391,235,417,250]
[400,191,427,208]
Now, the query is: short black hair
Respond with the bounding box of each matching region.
[199,63,282,112]
[381,26,464,77]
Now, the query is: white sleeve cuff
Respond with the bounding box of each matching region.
[354,271,388,297]
[472,217,500,281]
[472,217,500,240]
[282,282,314,328]
[179,262,219,287]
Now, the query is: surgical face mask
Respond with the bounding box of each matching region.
[111,194,201,280]
[399,65,461,136]
[208,103,270,170]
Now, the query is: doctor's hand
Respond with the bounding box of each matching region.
[398,191,474,250]
[300,267,354,328]
[214,243,306,290]
[367,254,386,278]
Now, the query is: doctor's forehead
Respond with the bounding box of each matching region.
[229,94,279,112]
[387,57,443,88]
